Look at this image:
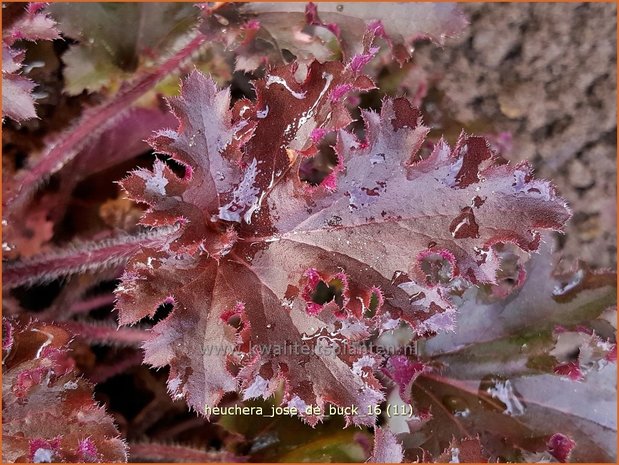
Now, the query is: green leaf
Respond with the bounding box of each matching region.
[49,3,199,94]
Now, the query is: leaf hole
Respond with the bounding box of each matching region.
[310,277,347,308]
[299,133,337,186]
[310,280,336,306]
[159,155,187,179]
[365,289,383,318]
[225,313,242,330]
[417,250,456,286]
[150,301,174,324]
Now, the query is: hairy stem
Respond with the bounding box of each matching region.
[3,227,175,289]
[69,293,117,315]
[62,321,149,347]
[128,442,242,463]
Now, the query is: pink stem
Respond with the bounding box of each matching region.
[62,321,149,347]
[129,442,243,463]
[37,292,118,321]
[3,226,175,289]
[68,293,117,316]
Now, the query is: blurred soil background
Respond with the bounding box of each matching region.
[413,2,617,268]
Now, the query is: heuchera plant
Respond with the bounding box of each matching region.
[2,2,616,463]
[2,319,127,462]
[116,67,570,421]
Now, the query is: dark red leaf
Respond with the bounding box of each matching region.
[115,64,570,428]
[2,319,127,463]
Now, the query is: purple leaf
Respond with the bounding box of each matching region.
[368,428,404,463]
[115,63,570,426]
[2,319,127,463]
